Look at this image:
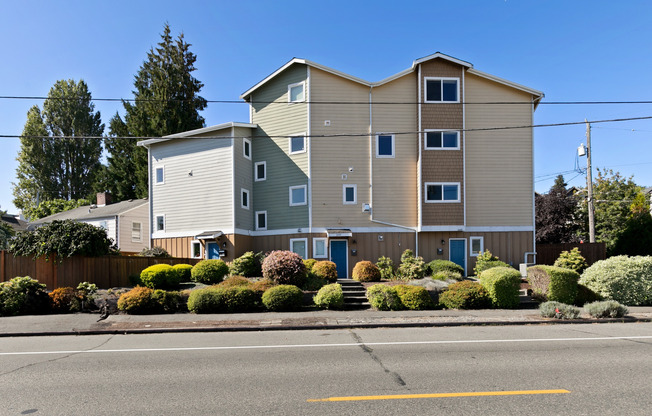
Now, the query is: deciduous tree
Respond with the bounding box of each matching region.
[535,175,579,244]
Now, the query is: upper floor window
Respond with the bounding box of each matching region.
[243,138,251,160]
[376,134,395,158]
[343,184,357,204]
[425,77,459,103]
[288,81,305,103]
[425,182,460,203]
[155,166,164,184]
[255,161,266,181]
[289,185,307,206]
[241,188,250,210]
[289,135,306,154]
[155,214,165,231]
[425,130,460,150]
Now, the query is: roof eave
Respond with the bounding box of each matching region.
[467,68,544,106]
[137,122,257,147]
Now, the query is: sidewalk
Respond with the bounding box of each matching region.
[2,307,652,337]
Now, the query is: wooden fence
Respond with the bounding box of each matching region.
[535,243,606,266]
[0,251,200,290]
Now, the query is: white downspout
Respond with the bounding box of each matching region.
[147,146,152,249]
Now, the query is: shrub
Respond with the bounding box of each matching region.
[574,283,602,306]
[431,270,463,281]
[553,247,589,274]
[352,261,381,282]
[313,283,344,309]
[527,265,579,305]
[191,259,230,284]
[219,275,252,288]
[311,261,338,283]
[394,285,434,310]
[539,301,581,319]
[428,259,464,276]
[376,256,395,280]
[473,250,512,275]
[140,264,181,289]
[172,264,193,282]
[579,255,652,306]
[479,267,521,309]
[301,275,327,291]
[250,277,277,294]
[262,251,307,286]
[366,284,403,311]
[261,285,304,312]
[230,251,264,277]
[187,286,257,313]
[397,249,427,280]
[49,287,82,313]
[151,290,185,313]
[0,276,50,316]
[303,258,317,273]
[584,300,629,318]
[438,281,492,309]
[138,246,171,257]
[117,287,158,314]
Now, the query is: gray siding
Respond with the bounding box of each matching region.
[233,127,254,231]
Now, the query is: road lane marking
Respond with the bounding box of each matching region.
[308,389,571,402]
[307,389,571,402]
[1,336,651,357]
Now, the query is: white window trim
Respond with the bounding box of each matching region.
[424,77,460,103]
[243,138,251,160]
[313,238,328,259]
[154,166,165,185]
[288,81,306,103]
[343,184,357,205]
[424,182,461,203]
[255,210,267,231]
[241,188,250,210]
[131,221,142,243]
[375,133,395,158]
[290,238,308,259]
[190,240,202,259]
[155,214,165,232]
[289,185,307,206]
[470,236,484,257]
[289,133,307,155]
[424,130,460,150]
[255,161,266,181]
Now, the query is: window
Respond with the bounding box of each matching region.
[288,81,305,103]
[255,211,267,230]
[131,222,142,242]
[470,236,484,257]
[290,238,308,259]
[243,138,251,160]
[155,215,165,231]
[155,166,164,184]
[313,238,327,259]
[255,161,266,181]
[99,220,108,230]
[425,77,459,103]
[376,134,395,158]
[289,135,306,154]
[191,240,202,259]
[289,185,307,206]
[343,184,357,204]
[241,188,250,210]
[425,183,460,203]
[425,130,460,150]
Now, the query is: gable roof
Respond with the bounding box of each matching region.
[31,199,148,225]
[1,213,29,232]
[137,122,257,147]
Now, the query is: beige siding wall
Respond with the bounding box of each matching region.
[150,135,233,237]
[465,73,534,226]
[117,203,149,253]
[233,128,254,231]
[152,236,196,259]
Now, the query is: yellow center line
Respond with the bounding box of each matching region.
[307,389,571,402]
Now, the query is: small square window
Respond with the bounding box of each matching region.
[288,82,305,103]
[289,185,307,206]
[425,131,460,150]
[191,241,202,259]
[425,183,460,203]
[255,161,266,181]
[290,136,305,154]
[155,167,164,184]
[256,211,267,231]
[425,78,459,103]
[343,184,357,204]
[313,238,327,259]
[155,215,165,231]
[131,222,142,242]
[470,237,484,257]
[290,238,308,259]
[243,138,251,160]
[241,189,250,210]
[376,134,395,158]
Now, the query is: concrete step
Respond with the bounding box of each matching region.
[336,279,370,309]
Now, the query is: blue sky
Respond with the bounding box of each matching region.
[2,0,652,214]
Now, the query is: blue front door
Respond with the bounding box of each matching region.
[450,239,466,276]
[330,240,348,278]
[207,242,220,259]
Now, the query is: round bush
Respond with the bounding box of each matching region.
[313,283,344,309]
[261,285,304,312]
[187,286,257,313]
[117,287,158,314]
[394,285,434,310]
[352,261,381,282]
[0,276,50,316]
[49,287,81,313]
[438,281,492,309]
[428,259,464,276]
[365,284,403,311]
[539,301,581,319]
[172,264,193,282]
[140,264,181,289]
[432,270,463,281]
[191,259,230,284]
[303,258,317,273]
[479,267,522,309]
[579,255,652,306]
[527,265,579,304]
[229,251,263,277]
[584,300,629,318]
[262,251,307,286]
[312,261,338,283]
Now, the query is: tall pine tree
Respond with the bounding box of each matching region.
[106,23,207,200]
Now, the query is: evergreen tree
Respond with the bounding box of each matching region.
[535,175,579,244]
[13,80,104,220]
[106,23,207,200]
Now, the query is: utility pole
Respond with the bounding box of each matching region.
[585,119,596,243]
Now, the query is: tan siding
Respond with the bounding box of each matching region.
[153,237,195,258]
[465,72,534,226]
[117,203,149,253]
[351,232,417,268]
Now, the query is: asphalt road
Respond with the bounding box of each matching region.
[1,323,651,415]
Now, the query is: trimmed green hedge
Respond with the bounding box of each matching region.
[312,261,338,283]
[313,283,344,309]
[394,285,434,310]
[527,265,579,305]
[140,264,181,289]
[427,260,464,276]
[261,285,304,311]
[117,287,185,314]
[187,286,257,313]
[366,284,403,311]
[438,280,492,309]
[479,267,521,309]
[191,259,229,284]
[172,264,193,282]
[352,261,381,282]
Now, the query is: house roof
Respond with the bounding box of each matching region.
[240,52,544,104]
[137,122,258,147]
[1,213,29,232]
[30,199,148,225]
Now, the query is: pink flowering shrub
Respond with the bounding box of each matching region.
[261,250,307,286]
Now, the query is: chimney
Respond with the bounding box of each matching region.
[96,192,112,207]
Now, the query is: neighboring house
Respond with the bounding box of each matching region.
[645,187,652,215]
[1,212,29,233]
[138,52,543,276]
[30,193,149,254]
